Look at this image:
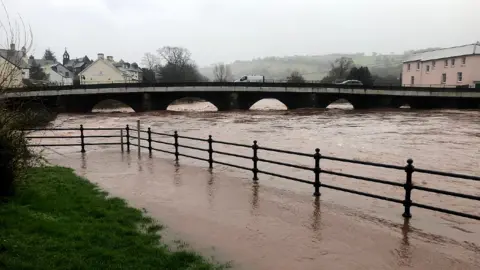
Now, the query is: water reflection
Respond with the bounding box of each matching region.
[173,162,182,187]
[311,197,322,234]
[397,218,413,267]
[206,168,216,207]
[250,183,260,216]
[80,152,87,170]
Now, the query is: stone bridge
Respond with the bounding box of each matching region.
[2,83,480,113]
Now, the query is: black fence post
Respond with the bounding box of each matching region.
[402,158,414,218]
[252,140,259,181]
[147,127,152,155]
[80,124,85,153]
[126,125,130,152]
[208,135,213,168]
[174,131,179,161]
[313,148,321,197]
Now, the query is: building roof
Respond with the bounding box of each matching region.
[404,42,480,63]
[73,62,85,68]
[49,63,72,78]
[0,49,29,69]
[65,56,90,68]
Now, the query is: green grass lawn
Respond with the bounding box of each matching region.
[0,166,226,270]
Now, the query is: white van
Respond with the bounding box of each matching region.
[234,75,265,83]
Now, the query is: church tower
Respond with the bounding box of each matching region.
[63,48,70,66]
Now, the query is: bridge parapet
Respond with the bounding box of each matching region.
[2,85,480,99]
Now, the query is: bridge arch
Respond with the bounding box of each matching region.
[91,99,135,112]
[325,98,354,109]
[166,97,218,111]
[390,97,412,109]
[249,98,288,110]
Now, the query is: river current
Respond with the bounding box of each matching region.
[37,99,479,269]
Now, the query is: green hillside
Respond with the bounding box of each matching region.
[199,49,437,82]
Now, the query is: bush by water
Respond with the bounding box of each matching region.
[0,108,40,197]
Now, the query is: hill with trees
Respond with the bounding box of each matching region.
[198,47,443,85]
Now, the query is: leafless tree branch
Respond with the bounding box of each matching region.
[213,63,233,82]
[0,0,33,93]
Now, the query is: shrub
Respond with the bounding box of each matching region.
[0,108,41,197]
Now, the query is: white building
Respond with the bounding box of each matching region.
[43,63,74,85]
[79,53,142,85]
[0,44,30,82]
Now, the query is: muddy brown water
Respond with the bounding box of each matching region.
[36,100,479,269]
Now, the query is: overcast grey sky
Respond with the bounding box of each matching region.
[2,0,479,66]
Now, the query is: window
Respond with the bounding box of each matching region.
[65,71,70,77]
[407,63,411,71]
[451,58,455,67]
[457,72,463,82]
[426,65,430,73]
[416,62,420,70]
[240,76,247,81]
[432,61,436,69]
[410,76,415,85]
[441,73,447,84]
[462,57,466,65]
[445,60,448,67]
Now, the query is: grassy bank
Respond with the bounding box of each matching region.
[0,166,225,270]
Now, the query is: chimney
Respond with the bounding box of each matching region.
[107,56,113,62]
[97,53,105,60]
[7,43,15,57]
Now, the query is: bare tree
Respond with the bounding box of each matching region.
[141,52,160,70]
[157,46,191,67]
[329,57,354,80]
[286,70,305,83]
[213,63,232,82]
[0,0,42,197]
[155,46,205,82]
[321,57,354,83]
[0,0,33,91]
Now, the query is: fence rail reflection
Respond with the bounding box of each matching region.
[24,123,480,221]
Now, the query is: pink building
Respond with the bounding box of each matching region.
[402,42,480,88]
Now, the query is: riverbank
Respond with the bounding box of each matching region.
[0,166,225,270]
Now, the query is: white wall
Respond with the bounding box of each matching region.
[80,60,125,84]
[0,57,23,88]
[43,65,73,85]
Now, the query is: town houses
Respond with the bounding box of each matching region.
[1,45,142,87]
[402,42,480,88]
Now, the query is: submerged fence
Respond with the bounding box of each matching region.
[24,123,480,221]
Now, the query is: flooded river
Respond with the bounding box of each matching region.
[38,99,479,269]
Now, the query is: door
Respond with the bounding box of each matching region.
[410,76,415,85]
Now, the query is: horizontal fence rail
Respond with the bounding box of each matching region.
[24,125,124,153]
[24,123,480,222]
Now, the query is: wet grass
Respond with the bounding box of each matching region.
[0,166,226,270]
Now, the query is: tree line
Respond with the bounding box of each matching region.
[285,57,401,85]
[141,47,210,83]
